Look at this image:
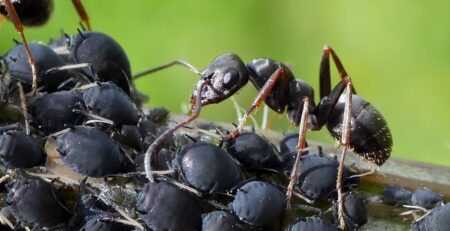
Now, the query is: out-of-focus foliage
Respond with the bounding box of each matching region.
[0,1,448,166]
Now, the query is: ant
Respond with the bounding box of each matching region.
[137,46,393,230]
[0,0,91,94]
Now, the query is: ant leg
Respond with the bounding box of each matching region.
[144,80,207,182]
[17,82,30,135]
[320,45,356,97]
[336,81,353,230]
[133,60,201,79]
[2,0,38,95]
[71,0,91,30]
[226,67,285,140]
[286,97,310,208]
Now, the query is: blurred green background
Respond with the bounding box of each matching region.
[1,1,449,166]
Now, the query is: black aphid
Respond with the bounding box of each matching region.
[137,181,203,231]
[0,129,46,168]
[56,125,133,177]
[177,142,241,193]
[231,181,285,227]
[6,177,70,228]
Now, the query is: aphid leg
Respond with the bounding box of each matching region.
[285,97,310,208]
[133,60,201,79]
[45,63,92,74]
[336,82,353,230]
[2,0,38,95]
[17,82,30,135]
[144,80,207,182]
[71,0,91,30]
[226,66,285,140]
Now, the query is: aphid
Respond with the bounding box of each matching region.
[176,142,241,193]
[114,124,142,150]
[0,128,46,168]
[231,180,285,227]
[411,187,445,210]
[225,131,282,170]
[412,203,450,231]
[0,0,91,95]
[137,180,203,231]
[56,125,133,177]
[332,191,368,229]
[202,210,247,231]
[0,0,90,28]
[1,42,77,96]
[146,107,170,125]
[293,153,358,201]
[28,90,85,135]
[68,31,133,95]
[383,185,413,206]
[141,50,391,228]
[82,82,139,127]
[290,216,338,231]
[6,177,71,228]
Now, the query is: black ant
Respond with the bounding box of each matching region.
[137,46,393,229]
[0,0,91,94]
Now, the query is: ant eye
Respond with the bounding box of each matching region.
[223,69,239,89]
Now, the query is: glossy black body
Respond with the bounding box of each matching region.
[137,181,203,231]
[6,178,70,228]
[0,0,53,26]
[247,58,315,126]
[192,53,248,106]
[235,55,391,166]
[290,216,338,231]
[326,94,392,165]
[83,82,138,127]
[226,132,282,169]
[2,42,75,92]
[232,181,285,227]
[56,126,133,177]
[29,90,85,134]
[177,142,241,193]
[0,129,46,168]
[69,31,132,94]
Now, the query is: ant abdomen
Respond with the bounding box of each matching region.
[326,94,392,165]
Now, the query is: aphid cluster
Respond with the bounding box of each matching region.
[0,1,446,231]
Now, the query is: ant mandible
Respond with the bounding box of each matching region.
[137,46,393,230]
[0,0,91,94]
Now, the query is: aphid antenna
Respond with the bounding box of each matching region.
[51,46,70,56]
[0,211,14,229]
[159,176,202,197]
[292,190,314,205]
[348,166,377,179]
[72,109,114,125]
[205,200,232,212]
[56,78,76,90]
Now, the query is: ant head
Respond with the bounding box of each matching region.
[192,53,248,106]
